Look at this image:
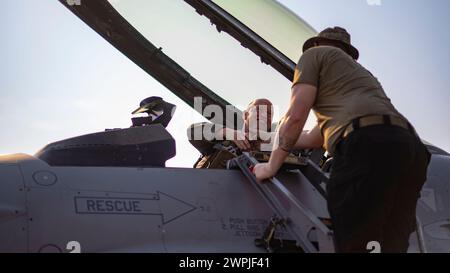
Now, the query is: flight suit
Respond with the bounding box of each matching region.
[188,122,238,169]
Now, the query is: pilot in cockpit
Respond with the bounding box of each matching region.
[187,98,274,169]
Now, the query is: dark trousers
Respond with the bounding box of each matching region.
[327,125,431,253]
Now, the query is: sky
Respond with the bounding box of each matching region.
[0,0,449,167]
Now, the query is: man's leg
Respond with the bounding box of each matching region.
[381,140,430,252]
[327,132,389,252]
[327,127,419,252]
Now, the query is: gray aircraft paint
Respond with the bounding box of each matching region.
[0,154,299,252]
[1,152,449,252]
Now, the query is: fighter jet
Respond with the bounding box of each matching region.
[0,0,448,253]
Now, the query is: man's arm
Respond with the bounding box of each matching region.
[253,83,317,181]
[220,127,251,150]
[187,122,217,155]
[294,124,324,150]
[187,122,251,153]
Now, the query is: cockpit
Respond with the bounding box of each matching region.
[33,0,448,171]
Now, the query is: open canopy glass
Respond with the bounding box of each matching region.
[212,0,316,62]
[107,0,317,123]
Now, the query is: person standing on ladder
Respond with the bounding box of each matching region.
[253,27,431,253]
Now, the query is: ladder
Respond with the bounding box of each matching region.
[228,152,335,253]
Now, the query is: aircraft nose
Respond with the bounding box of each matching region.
[0,159,27,252]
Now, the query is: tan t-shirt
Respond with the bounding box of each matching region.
[292,46,405,155]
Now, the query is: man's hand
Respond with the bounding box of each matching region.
[253,163,275,182]
[218,128,251,150]
[233,130,251,150]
